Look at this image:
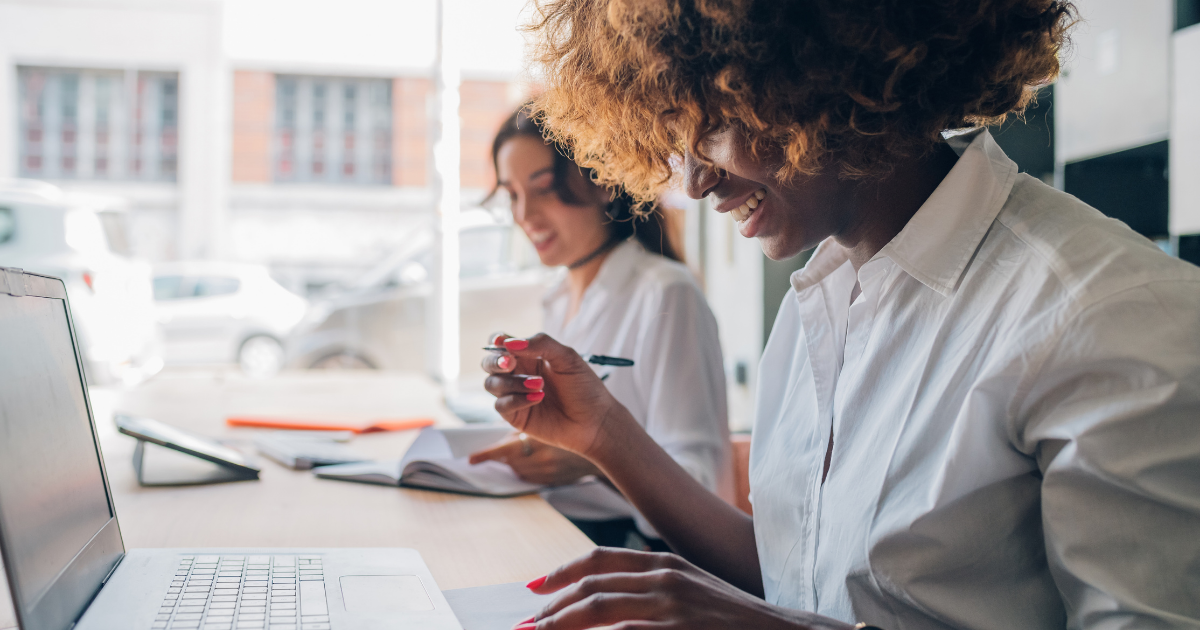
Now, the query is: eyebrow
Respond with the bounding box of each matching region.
[497,166,554,188]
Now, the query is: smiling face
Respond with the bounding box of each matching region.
[496,135,612,268]
[684,127,850,261]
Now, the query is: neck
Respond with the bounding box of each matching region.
[834,143,959,270]
[565,244,614,306]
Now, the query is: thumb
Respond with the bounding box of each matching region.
[468,439,522,465]
[504,333,591,375]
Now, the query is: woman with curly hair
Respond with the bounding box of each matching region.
[485,1,1200,628]
[469,107,731,551]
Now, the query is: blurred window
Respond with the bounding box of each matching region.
[0,208,13,245]
[460,226,510,278]
[194,277,241,298]
[274,75,392,185]
[153,276,186,301]
[17,67,180,182]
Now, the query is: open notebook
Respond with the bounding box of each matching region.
[314,426,545,498]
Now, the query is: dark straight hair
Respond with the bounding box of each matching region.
[488,105,682,263]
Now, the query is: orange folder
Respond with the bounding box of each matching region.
[226,416,434,434]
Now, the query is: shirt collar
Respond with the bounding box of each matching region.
[792,128,1018,297]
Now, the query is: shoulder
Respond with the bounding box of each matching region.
[625,250,706,304]
[990,174,1200,315]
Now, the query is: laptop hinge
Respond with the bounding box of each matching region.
[0,267,26,297]
[100,553,124,585]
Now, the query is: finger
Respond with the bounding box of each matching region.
[532,548,682,594]
[484,373,545,397]
[482,350,516,374]
[537,592,667,630]
[489,332,510,346]
[468,439,523,465]
[534,571,674,621]
[493,392,545,420]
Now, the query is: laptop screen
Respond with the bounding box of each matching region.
[0,291,116,625]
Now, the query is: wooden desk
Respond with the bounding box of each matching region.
[92,369,594,591]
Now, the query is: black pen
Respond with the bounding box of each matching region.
[482,346,635,368]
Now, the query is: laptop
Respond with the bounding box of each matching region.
[0,268,463,630]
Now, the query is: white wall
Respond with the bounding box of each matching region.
[1170,25,1200,235]
[0,0,227,260]
[1055,0,1172,163]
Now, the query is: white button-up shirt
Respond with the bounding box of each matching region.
[751,129,1200,628]
[542,240,733,536]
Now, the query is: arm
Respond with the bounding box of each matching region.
[483,334,762,595]
[1018,282,1200,627]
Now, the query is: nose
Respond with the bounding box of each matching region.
[510,192,539,226]
[684,149,720,200]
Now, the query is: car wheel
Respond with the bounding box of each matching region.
[238,335,285,378]
[309,352,376,370]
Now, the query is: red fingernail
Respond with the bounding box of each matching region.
[513,625,536,630]
[505,338,529,351]
[516,617,535,625]
[526,391,545,402]
[524,377,544,389]
[493,333,507,345]
[498,356,513,370]
[526,575,546,589]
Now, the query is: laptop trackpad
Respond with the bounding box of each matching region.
[340,575,434,613]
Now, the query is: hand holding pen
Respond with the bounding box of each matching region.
[480,333,636,458]
[482,346,634,368]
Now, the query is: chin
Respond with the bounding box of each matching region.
[758,234,812,262]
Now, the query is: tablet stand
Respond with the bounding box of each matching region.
[132,439,260,486]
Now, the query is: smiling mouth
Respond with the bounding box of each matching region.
[729,189,766,224]
[527,230,553,245]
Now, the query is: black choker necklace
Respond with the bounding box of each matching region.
[567,236,622,270]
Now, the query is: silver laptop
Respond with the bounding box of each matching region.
[0,268,463,630]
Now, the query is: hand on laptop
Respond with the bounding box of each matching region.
[482,333,636,462]
[517,548,851,630]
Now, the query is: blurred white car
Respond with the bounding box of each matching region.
[152,261,308,376]
[286,210,548,373]
[0,179,162,385]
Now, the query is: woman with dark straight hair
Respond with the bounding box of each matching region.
[469,106,732,552]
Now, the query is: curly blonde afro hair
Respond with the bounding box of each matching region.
[527,0,1075,204]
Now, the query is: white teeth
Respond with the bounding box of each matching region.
[528,231,551,244]
[729,189,767,223]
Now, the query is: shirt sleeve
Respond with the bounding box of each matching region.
[630,278,732,501]
[1017,280,1200,628]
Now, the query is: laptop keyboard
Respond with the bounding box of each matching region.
[156,555,331,630]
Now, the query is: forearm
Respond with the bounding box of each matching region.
[588,407,764,596]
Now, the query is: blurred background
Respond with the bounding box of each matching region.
[0,0,1198,432]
